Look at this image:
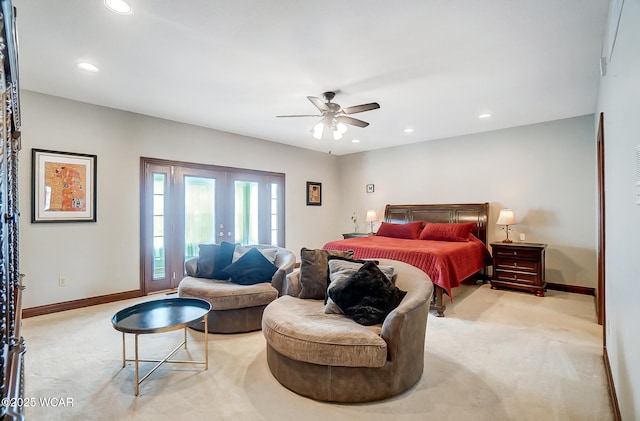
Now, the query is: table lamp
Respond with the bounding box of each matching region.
[496,208,516,243]
[365,210,378,234]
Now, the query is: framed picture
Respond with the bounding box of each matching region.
[306,181,322,206]
[366,184,375,193]
[32,149,97,223]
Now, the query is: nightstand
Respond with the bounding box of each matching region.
[342,232,375,239]
[490,242,547,297]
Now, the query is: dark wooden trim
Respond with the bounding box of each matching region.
[22,289,144,318]
[597,112,606,329]
[546,282,595,296]
[140,156,286,179]
[603,347,622,421]
[139,157,148,295]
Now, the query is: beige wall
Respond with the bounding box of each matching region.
[19,93,598,310]
[596,0,640,418]
[338,115,597,289]
[19,91,341,308]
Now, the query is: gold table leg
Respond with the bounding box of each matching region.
[122,314,210,396]
[135,334,140,396]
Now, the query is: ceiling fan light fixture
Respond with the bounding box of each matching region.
[336,122,348,134]
[333,129,343,140]
[312,122,324,139]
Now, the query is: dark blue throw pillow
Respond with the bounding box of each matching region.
[223,247,278,285]
[212,241,237,280]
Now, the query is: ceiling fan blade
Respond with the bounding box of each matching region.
[276,114,323,118]
[307,96,329,112]
[337,116,369,128]
[342,102,380,115]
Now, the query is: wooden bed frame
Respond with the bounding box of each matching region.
[383,203,490,316]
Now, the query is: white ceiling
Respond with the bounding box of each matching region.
[13,0,609,155]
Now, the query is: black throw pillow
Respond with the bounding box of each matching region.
[223,247,279,285]
[212,241,237,280]
[328,261,407,326]
[196,243,219,278]
[325,256,377,304]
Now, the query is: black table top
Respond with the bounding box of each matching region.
[111,297,211,334]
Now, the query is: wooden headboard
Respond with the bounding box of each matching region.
[384,203,489,245]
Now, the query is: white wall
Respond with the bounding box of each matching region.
[19,92,599,308]
[338,115,597,288]
[19,91,340,308]
[596,0,640,418]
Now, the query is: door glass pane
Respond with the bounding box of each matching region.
[185,176,216,259]
[152,173,166,279]
[234,181,259,244]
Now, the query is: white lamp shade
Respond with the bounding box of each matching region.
[496,208,516,225]
[365,210,378,222]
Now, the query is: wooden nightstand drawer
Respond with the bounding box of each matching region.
[494,269,538,285]
[494,248,539,261]
[495,258,538,273]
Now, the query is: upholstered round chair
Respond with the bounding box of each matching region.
[179,245,295,333]
[262,259,434,402]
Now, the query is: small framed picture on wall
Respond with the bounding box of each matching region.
[306,181,322,206]
[366,184,375,193]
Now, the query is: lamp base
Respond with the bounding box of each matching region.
[502,239,513,243]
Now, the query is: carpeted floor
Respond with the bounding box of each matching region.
[22,284,613,420]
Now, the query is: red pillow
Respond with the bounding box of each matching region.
[375,221,423,239]
[419,222,475,242]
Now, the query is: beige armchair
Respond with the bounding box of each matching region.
[262,259,434,402]
[179,245,295,333]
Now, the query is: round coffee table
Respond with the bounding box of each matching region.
[112,297,212,395]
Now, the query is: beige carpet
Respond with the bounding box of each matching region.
[22,284,613,420]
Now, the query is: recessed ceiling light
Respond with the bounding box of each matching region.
[352,139,360,143]
[478,113,492,119]
[403,128,414,133]
[104,0,132,15]
[77,62,100,72]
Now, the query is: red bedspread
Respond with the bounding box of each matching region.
[322,235,492,297]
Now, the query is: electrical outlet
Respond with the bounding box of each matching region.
[58,276,67,286]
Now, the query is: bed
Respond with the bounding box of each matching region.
[323,203,492,317]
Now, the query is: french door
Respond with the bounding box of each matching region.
[140,158,285,294]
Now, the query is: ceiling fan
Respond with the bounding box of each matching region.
[277,91,380,140]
